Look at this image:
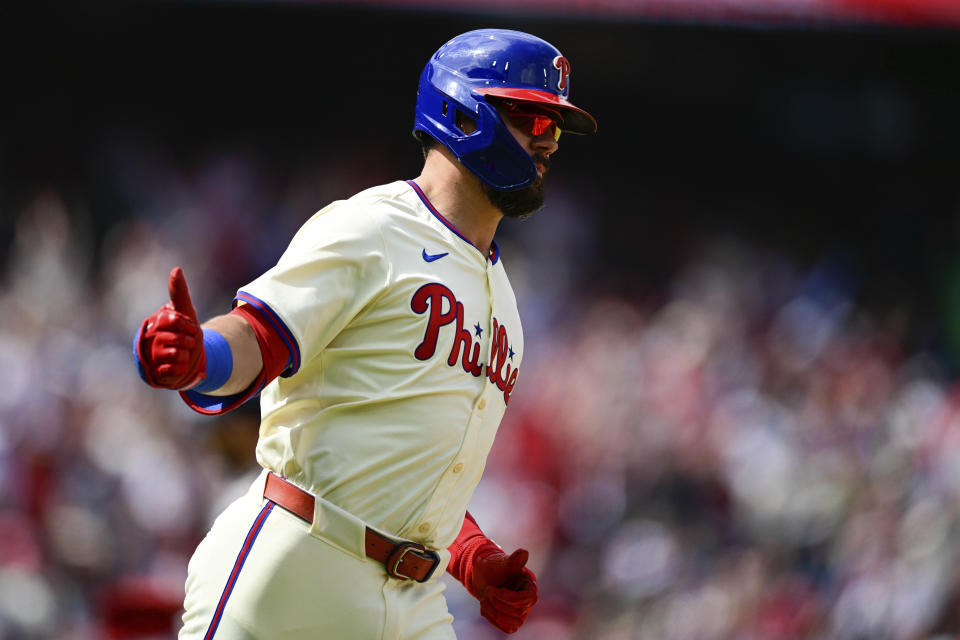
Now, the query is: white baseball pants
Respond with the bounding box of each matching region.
[179,471,456,640]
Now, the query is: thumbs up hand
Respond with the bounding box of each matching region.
[134,267,207,390]
[469,548,539,634]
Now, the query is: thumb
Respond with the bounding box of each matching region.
[480,548,530,589]
[168,267,198,321]
[504,549,529,576]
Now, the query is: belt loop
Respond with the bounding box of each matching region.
[307,488,369,562]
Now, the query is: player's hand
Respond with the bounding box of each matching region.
[133,267,206,390]
[469,548,538,634]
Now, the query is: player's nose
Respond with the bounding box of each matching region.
[532,133,558,157]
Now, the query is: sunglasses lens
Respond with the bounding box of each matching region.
[507,112,562,142]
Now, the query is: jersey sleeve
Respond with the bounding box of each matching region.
[233,202,391,374]
[179,304,295,415]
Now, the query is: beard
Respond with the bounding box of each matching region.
[483,153,550,219]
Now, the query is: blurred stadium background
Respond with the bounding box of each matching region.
[3,1,960,638]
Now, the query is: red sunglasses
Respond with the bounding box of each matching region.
[496,101,563,142]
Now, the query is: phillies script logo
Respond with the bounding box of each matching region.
[553,56,571,92]
[411,283,519,405]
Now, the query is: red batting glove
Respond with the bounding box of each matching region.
[470,548,539,634]
[134,267,206,390]
[447,513,538,634]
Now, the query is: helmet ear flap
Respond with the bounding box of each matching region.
[456,101,536,191]
[455,110,477,135]
[414,92,535,192]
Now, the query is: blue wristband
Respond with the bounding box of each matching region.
[132,326,148,383]
[192,329,233,393]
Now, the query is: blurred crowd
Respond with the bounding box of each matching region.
[1,142,959,640]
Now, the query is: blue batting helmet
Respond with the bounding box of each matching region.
[413,29,597,191]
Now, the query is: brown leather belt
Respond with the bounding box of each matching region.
[263,473,441,583]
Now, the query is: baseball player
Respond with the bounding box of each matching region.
[134,29,596,639]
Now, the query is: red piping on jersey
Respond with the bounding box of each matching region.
[203,501,274,640]
[406,180,501,265]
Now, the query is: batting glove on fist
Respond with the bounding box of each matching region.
[134,267,206,390]
[467,548,539,634]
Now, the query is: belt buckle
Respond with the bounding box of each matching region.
[386,542,441,583]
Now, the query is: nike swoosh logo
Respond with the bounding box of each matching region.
[422,249,449,263]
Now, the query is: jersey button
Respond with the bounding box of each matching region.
[452,462,464,474]
[418,522,431,534]
[477,398,487,410]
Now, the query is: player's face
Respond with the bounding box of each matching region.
[485,103,561,220]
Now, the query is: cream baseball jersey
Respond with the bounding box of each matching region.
[232,180,523,550]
